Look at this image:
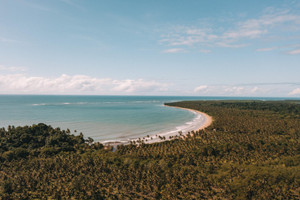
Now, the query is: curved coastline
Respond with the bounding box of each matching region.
[103,104,213,147]
[148,105,213,142]
[164,105,213,133]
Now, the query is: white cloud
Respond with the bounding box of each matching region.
[192,83,300,97]
[250,87,259,93]
[223,29,266,40]
[162,48,185,53]
[289,88,300,95]
[194,85,208,92]
[112,79,168,93]
[160,8,300,52]
[0,74,168,95]
[287,49,300,55]
[256,47,277,52]
[215,42,247,48]
[224,86,245,95]
[194,85,251,96]
[0,65,27,72]
[199,49,211,53]
[160,27,214,47]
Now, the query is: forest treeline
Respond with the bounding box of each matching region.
[0,100,299,199]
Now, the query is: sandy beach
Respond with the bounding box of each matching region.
[102,105,213,148]
[129,105,213,144]
[165,105,213,131]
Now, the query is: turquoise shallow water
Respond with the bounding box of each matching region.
[0,95,297,142]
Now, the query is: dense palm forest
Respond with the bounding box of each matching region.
[0,100,299,199]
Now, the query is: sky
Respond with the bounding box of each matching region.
[0,0,300,97]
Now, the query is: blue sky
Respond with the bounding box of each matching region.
[0,0,300,96]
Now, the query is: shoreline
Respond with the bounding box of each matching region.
[103,104,213,147]
[164,105,213,132]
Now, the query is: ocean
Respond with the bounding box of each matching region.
[0,95,296,143]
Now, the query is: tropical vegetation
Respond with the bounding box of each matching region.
[0,100,299,199]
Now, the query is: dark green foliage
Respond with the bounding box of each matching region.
[0,123,94,160]
[0,101,299,199]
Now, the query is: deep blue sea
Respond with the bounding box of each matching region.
[0,95,297,143]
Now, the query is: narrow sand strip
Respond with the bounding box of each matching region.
[165,105,213,131]
[102,105,213,149]
[165,105,213,132]
[130,105,213,144]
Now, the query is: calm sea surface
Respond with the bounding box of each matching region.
[0,95,297,142]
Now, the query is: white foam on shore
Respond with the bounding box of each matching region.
[135,109,206,144]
